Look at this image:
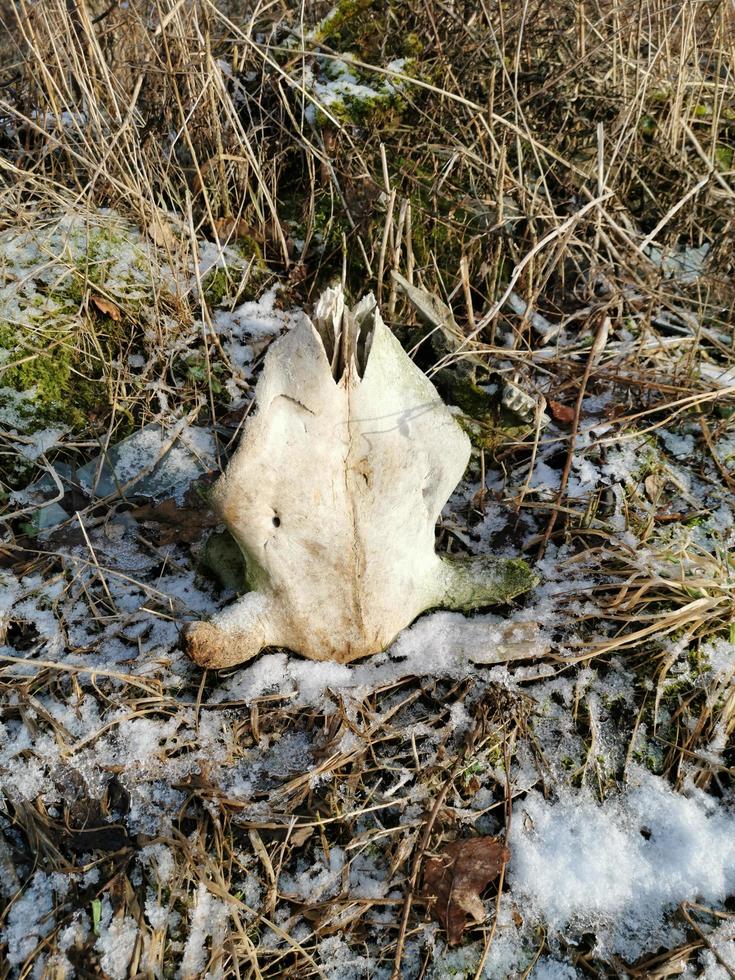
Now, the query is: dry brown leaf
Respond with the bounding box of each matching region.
[422,835,509,945]
[548,400,575,423]
[212,216,260,243]
[289,825,315,848]
[131,499,218,544]
[147,214,179,250]
[644,473,661,503]
[90,294,121,320]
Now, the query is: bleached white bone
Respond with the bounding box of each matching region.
[185,286,536,667]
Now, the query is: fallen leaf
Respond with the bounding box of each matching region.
[422,835,509,945]
[289,825,314,848]
[90,294,121,320]
[131,497,218,544]
[288,261,308,284]
[653,510,691,524]
[212,216,261,243]
[548,400,575,423]
[644,473,661,503]
[147,213,179,250]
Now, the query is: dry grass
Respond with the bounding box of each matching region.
[1,0,735,976]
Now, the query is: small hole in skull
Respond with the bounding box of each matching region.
[272,515,281,527]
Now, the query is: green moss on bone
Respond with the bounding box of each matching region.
[439,554,539,611]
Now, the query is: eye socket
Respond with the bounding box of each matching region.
[272,515,281,527]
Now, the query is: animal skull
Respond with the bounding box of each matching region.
[185,286,536,668]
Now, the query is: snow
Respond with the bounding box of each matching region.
[145,896,169,930]
[644,242,711,283]
[0,570,21,619]
[303,57,386,124]
[693,920,735,978]
[213,286,303,377]
[179,884,229,979]
[315,938,372,978]
[212,610,548,707]
[532,959,581,980]
[14,426,67,461]
[139,843,175,885]
[1,871,58,967]
[509,767,735,959]
[94,912,138,980]
[77,421,217,502]
[659,428,696,459]
[702,638,735,681]
[284,24,410,126]
[280,846,345,901]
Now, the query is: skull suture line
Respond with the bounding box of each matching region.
[184,287,536,668]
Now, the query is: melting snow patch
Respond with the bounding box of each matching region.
[280,846,345,902]
[508,767,735,959]
[1,871,63,967]
[214,286,303,377]
[303,56,385,123]
[659,428,696,460]
[316,937,374,979]
[694,920,735,978]
[644,242,710,283]
[14,426,67,461]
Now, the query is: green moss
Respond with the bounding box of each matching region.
[443,374,493,418]
[202,267,232,307]
[236,237,264,265]
[202,238,270,307]
[330,90,406,129]
[314,0,383,56]
[440,554,539,610]
[310,190,365,287]
[0,319,109,430]
[0,321,70,405]
[315,0,424,63]
[182,352,225,395]
[0,215,178,433]
[715,143,733,171]
[633,741,665,774]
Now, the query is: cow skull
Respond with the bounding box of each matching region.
[185,286,536,668]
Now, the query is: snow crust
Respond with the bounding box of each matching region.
[510,768,735,959]
[212,610,547,706]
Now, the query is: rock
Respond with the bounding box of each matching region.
[77,423,216,503]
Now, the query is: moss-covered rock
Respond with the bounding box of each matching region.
[0,317,107,430]
[0,213,181,433]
